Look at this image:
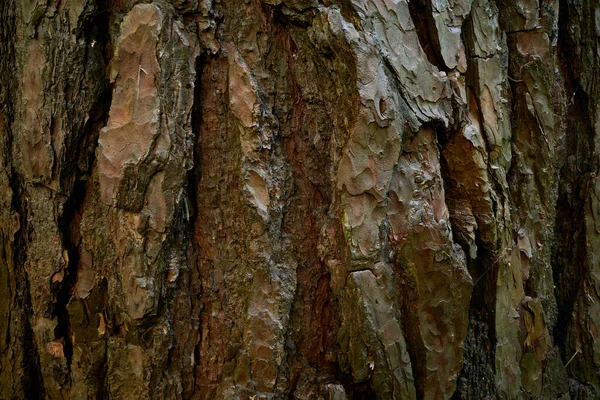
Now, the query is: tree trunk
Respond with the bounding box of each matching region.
[1,0,599,398]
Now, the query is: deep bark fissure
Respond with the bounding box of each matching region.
[451,231,497,399]
[180,52,208,398]
[52,0,113,378]
[189,51,208,397]
[438,97,500,398]
[54,180,86,372]
[189,54,206,233]
[550,103,592,358]
[552,1,595,381]
[406,0,447,71]
[1,0,46,396]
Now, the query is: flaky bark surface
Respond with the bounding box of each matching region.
[1,0,600,398]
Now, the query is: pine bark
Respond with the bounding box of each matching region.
[1,0,600,399]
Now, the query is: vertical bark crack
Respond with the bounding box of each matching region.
[406,0,448,71]
[552,1,595,386]
[188,51,206,397]
[52,0,113,386]
[1,0,45,396]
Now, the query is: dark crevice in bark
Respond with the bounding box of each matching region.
[52,0,113,380]
[189,51,206,397]
[189,53,206,229]
[348,382,378,399]
[551,102,593,391]
[552,0,594,376]
[552,1,600,396]
[54,180,85,372]
[1,0,45,396]
[451,232,497,400]
[438,125,498,399]
[53,81,112,383]
[406,0,447,71]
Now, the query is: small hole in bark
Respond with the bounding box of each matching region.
[379,98,387,115]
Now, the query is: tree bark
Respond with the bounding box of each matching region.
[1,0,599,398]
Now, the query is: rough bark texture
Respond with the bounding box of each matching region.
[1,0,600,399]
